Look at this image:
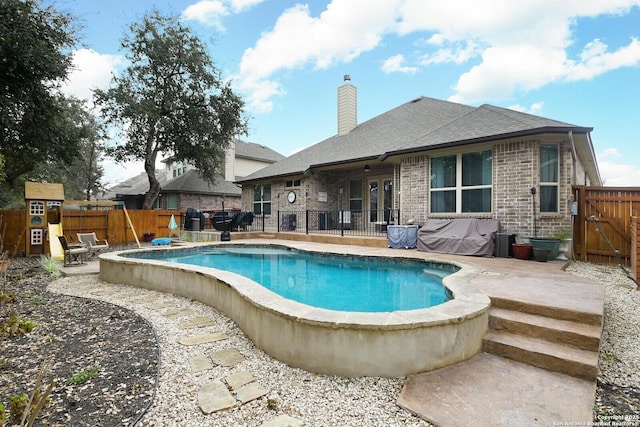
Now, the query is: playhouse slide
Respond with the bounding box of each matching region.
[48,223,64,261]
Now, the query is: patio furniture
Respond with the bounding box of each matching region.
[77,232,109,258]
[58,235,89,266]
[417,218,500,256]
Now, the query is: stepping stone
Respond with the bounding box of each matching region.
[225,370,255,390]
[260,415,304,427]
[179,332,228,346]
[189,355,213,372]
[235,382,268,404]
[210,348,245,367]
[197,379,236,414]
[179,320,197,330]
[146,301,169,309]
[191,316,216,327]
[179,316,216,329]
[164,308,196,319]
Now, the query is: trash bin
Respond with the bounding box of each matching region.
[191,218,200,231]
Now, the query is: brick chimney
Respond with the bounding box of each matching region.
[337,75,357,135]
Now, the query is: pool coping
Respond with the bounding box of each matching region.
[99,242,491,377]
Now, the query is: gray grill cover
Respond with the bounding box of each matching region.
[417,219,500,256]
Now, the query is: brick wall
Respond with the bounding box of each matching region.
[179,194,241,212]
[241,138,582,238]
[399,138,575,239]
[399,155,430,224]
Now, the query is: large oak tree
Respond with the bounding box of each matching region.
[94,11,248,210]
[0,0,82,191]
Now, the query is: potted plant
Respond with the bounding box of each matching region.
[512,241,533,260]
[532,246,552,262]
[529,237,560,260]
[555,230,571,260]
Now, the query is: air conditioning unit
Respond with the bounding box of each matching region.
[495,233,516,258]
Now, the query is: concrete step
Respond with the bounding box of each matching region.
[489,307,601,351]
[483,330,600,381]
[490,296,602,326]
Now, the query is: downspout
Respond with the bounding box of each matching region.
[568,131,578,184]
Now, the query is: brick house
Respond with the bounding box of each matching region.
[237,77,601,239]
[105,139,284,212]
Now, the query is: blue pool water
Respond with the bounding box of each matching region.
[128,246,454,312]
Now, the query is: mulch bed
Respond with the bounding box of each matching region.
[0,258,158,426]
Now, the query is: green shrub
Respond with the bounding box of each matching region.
[66,364,101,385]
[39,255,61,278]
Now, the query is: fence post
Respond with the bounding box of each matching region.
[305,210,309,234]
[277,210,280,233]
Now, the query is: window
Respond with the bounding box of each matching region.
[30,201,44,215]
[253,184,271,215]
[540,144,559,212]
[349,179,362,211]
[430,149,493,213]
[166,194,178,210]
[285,179,301,188]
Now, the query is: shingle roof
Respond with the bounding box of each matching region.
[161,170,241,195]
[237,96,595,182]
[238,97,474,181]
[235,139,285,163]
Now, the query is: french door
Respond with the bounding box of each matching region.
[367,177,393,224]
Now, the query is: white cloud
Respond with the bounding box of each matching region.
[182,0,265,29]
[60,49,123,103]
[421,40,481,65]
[229,0,264,13]
[566,38,640,81]
[382,54,418,74]
[507,102,545,115]
[234,0,400,112]
[235,0,640,112]
[599,147,621,158]
[595,148,640,186]
[598,160,640,186]
[182,1,228,29]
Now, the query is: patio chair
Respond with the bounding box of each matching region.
[58,235,89,266]
[77,232,109,258]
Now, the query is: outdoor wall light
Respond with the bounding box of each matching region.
[364,164,371,172]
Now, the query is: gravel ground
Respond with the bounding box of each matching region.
[565,262,640,419]
[1,253,639,426]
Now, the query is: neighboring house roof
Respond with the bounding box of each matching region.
[235,139,285,163]
[98,171,167,200]
[161,170,240,196]
[237,96,600,184]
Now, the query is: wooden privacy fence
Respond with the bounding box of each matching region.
[572,186,640,267]
[1,209,183,255]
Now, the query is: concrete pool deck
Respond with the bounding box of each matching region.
[61,239,602,426]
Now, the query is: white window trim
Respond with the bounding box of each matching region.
[540,143,560,213]
[430,150,493,214]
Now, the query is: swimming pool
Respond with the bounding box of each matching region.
[100,242,490,377]
[127,246,453,312]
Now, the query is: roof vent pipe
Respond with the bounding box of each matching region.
[337,75,357,136]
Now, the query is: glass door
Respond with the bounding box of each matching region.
[367,177,393,226]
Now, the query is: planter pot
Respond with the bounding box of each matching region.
[143,233,156,243]
[556,238,572,260]
[533,247,552,262]
[512,243,533,260]
[529,238,560,260]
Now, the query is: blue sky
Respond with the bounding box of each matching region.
[56,0,640,186]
